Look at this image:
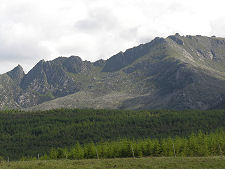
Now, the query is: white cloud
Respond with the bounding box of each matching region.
[0,0,225,73]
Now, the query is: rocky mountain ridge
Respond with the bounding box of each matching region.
[1,34,225,110]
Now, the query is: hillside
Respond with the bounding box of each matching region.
[0,109,224,160]
[1,34,225,110]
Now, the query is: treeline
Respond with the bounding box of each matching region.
[0,109,224,160]
[21,130,225,160]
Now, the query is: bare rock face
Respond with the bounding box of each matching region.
[102,37,166,72]
[168,34,184,45]
[62,56,92,73]
[7,65,25,84]
[19,57,82,105]
[93,59,106,67]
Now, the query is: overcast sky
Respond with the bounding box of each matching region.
[1,0,225,74]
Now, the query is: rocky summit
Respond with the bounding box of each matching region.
[1,34,225,110]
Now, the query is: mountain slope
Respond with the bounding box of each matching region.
[1,34,225,110]
[116,34,225,110]
[0,71,22,109]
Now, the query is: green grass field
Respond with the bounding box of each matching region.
[1,157,224,169]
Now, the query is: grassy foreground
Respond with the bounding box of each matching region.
[1,157,224,169]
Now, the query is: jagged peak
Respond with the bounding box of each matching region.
[102,36,167,72]
[31,59,46,69]
[168,34,184,45]
[51,56,82,65]
[93,59,106,67]
[16,64,23,69]
[8,64,24,75]
[151,36,166,44]
[7,64,25,83]
[69,55,82,60]
[38,59,46,64]
[33,59,46,69]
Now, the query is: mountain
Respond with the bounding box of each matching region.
[1,34,225,110]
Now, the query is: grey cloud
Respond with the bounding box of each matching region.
[0,62,18,75]
[210,17,225,37]
[167,2,187,12]
[138,36,154,44]
[74,8,118,33]
[0,36,50,63]
[119,27,138,41]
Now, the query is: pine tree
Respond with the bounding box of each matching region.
[49,148,58,159]
[84,142,97,159]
